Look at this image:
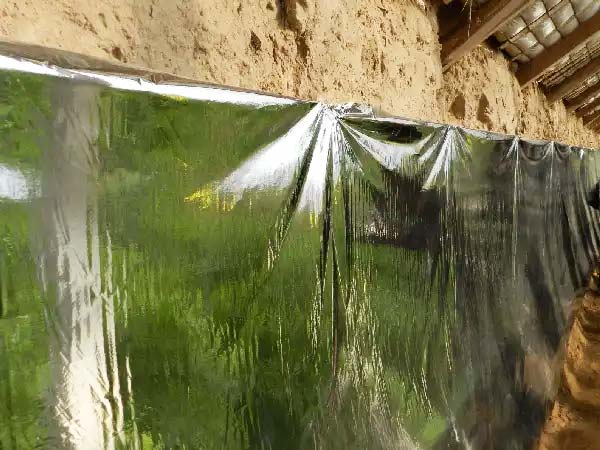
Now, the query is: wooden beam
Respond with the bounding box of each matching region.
[566,83,600,112]
[546,58,600,102]
[583,110,600,127]
[517,13,600,87]
[577,95,600,118]
[586,115,600,128]
[441,0,531,68]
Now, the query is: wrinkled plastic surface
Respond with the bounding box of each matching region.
[1,56,600,450]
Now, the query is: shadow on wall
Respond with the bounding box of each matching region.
[275,0,308,31]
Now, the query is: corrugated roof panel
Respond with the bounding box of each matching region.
[460,0,599,110]
[468,0,600,99]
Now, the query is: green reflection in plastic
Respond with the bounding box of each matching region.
[2,67,596,450]
[0,70,454,449]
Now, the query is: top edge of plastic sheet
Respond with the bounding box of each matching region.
[0,40,303,108]
[349,115,593,151]
[0,42,596,152]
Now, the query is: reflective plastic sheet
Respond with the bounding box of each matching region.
[1,54,600,450]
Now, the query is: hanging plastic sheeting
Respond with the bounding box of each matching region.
[1,51,600,450]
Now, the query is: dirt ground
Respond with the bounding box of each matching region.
[537,288,600,450]
[0,0,598,149]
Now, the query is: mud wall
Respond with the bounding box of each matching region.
[1,0,598,148]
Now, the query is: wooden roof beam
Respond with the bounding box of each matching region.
[583,109,600,127]
[546,57,600,102]
[566,83,600,112]
[576,95,600,118]
[441,0,531,68]
[517,13,600,87]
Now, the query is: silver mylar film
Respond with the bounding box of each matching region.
[0,47,599,450]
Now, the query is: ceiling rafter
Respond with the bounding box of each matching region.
[516,13,600,87]
[576,96,600,118]
[566,83,600,112]
[441,0,531,68]
[583,109,600,127]
[546,57,600,103]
